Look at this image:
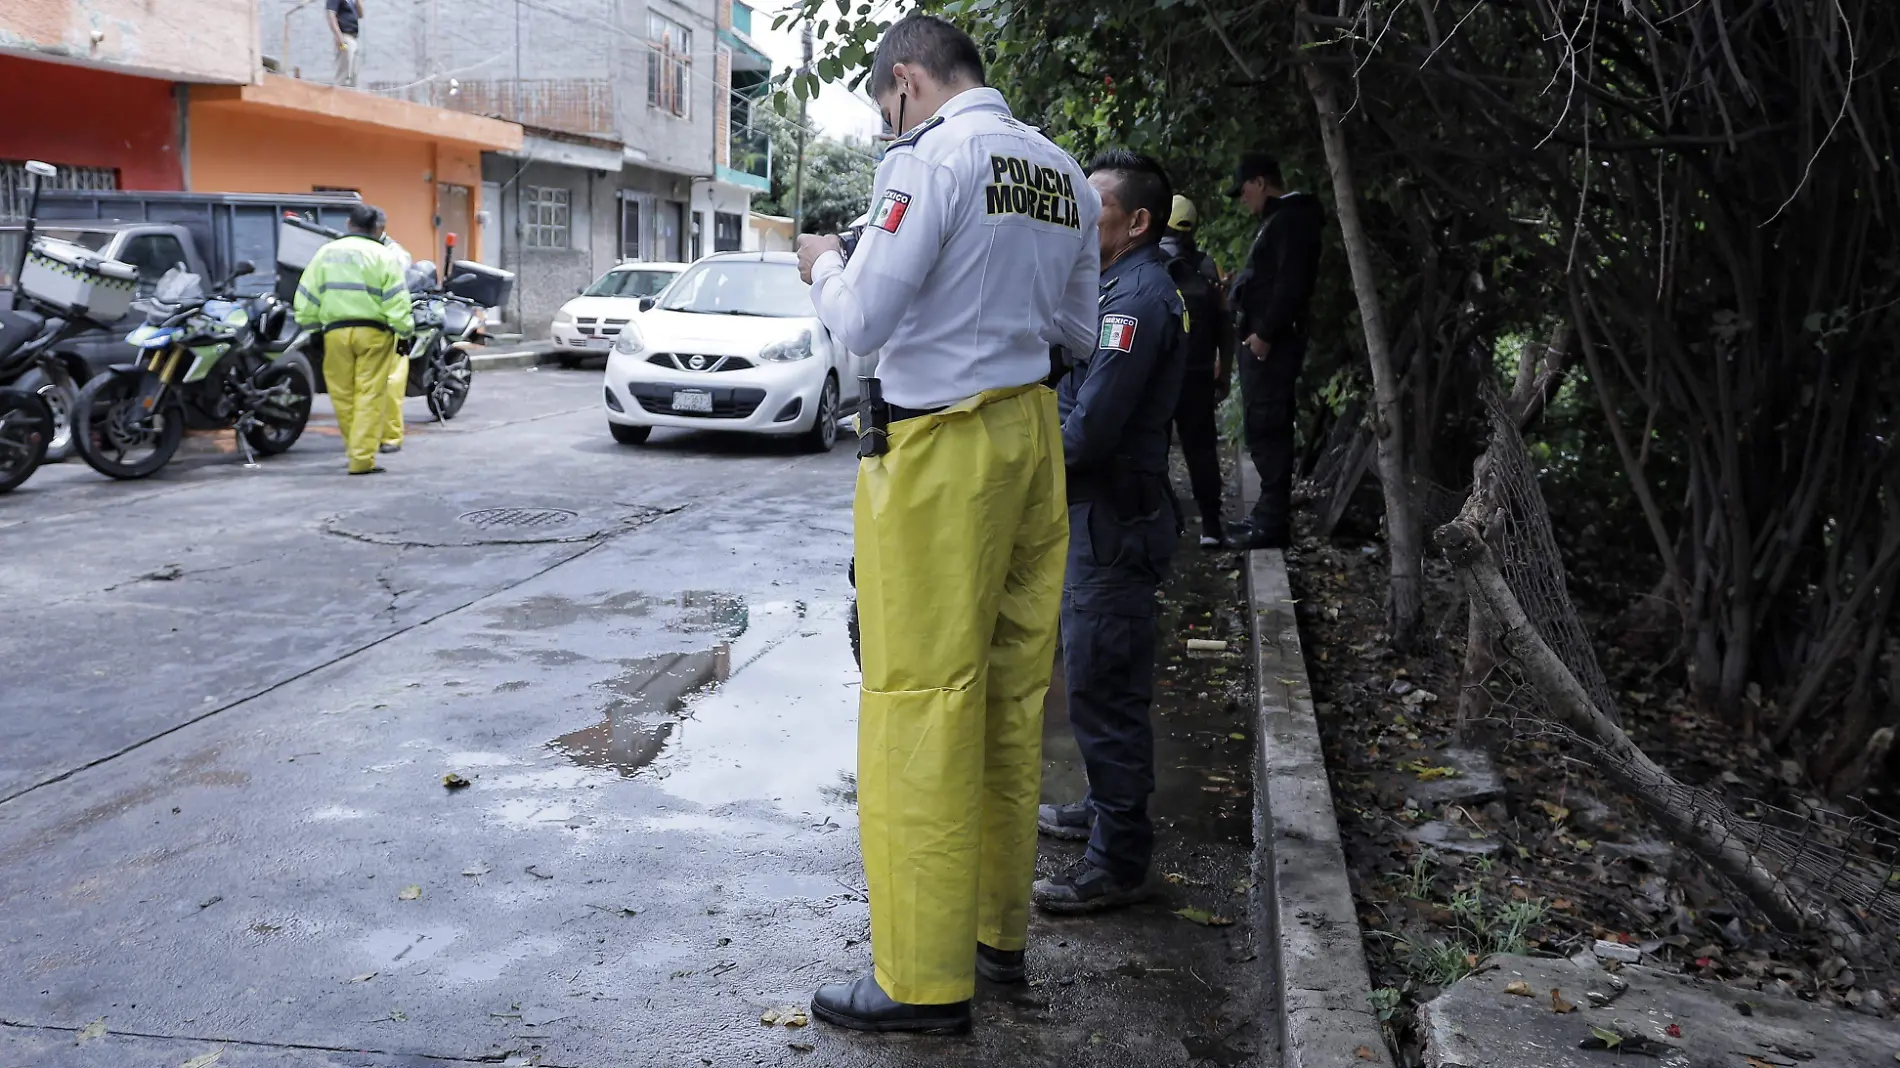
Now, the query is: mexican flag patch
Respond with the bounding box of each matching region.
[1099,314,1139,352]
[871,190,912,233]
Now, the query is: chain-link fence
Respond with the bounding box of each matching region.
[1452,391,1900,967]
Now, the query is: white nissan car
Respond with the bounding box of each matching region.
[602,251,869,451]
[549,261,688,366]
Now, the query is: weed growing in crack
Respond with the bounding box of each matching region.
[1390,887,1552,987]
[1389,849,1438,899]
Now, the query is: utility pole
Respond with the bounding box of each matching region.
[791,22,812,235]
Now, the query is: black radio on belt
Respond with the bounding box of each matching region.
[857,375,890,458]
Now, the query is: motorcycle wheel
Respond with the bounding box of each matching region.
[0,388,51,494]
[242,358,315,457]
[428,344,472,421]
[75,373,184,480]
[16,367,78,462]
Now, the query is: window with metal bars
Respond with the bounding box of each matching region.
[523,186,570,249]
[0,161,117,220]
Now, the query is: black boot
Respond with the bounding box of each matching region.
[1226,522,1290,551]
[810,973,971,1034]
[976,943,1026,984]
[1036,801,1093,841]
[1032,859,1151,915]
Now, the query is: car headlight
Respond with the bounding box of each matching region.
[612,323,646,355]
[759,331,814,363]
[553,308,575,325]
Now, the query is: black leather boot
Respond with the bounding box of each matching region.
[976,943,1026,984]
[810,973,971,1034]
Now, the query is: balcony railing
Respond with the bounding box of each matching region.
[366,78,616,139]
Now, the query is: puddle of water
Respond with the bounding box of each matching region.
[357,924,461,969]
[549,601,860,819]
[484,591,656,631]
[436,935,562,985]
[550,651,727,775]
[485,588,750,634]
[443,751,528,769]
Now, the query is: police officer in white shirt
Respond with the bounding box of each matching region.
[796,14,1100,1036]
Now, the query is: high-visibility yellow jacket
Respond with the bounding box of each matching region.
[293,235,415,337]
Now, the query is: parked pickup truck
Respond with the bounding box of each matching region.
[0,189,362,381]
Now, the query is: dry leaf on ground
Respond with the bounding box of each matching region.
[1549,988,1578,1014]
[442,773,471,790]
[1174,907,1236,927]
[761,1006,809,1027]
[398,886,422,901]
[76,1018,106,1044]
[1504,979,1534,997]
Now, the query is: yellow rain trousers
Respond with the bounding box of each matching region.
[854,383,1068,1005]
[323,326,400,473]
[382,354,409,449]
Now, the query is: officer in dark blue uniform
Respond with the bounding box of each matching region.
[1033,149,1187,913]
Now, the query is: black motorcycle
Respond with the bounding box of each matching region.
[400,260,487,422]
[0,307,80,494]
[73,265,314,479]
[0,160,129,493]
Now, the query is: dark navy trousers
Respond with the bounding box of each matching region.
[1061,497,1176,882]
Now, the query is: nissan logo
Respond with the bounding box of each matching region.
[687,354,707,370]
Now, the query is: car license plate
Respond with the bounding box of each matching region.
[672,389,713,413]
[586,337,612,349]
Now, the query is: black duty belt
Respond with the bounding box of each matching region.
[889,403,946,422]
[857,375,946,458]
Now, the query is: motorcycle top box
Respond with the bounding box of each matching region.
[446,260,513,308]
[20,238,138,322]
[274,215,340,302]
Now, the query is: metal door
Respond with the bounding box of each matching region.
[618,194,643,260]
[436,183,472,265]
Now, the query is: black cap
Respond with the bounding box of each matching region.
[1226,152,1283,197]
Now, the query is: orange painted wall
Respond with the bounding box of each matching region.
[185,103,486,262]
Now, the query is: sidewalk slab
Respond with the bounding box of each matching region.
[1419,953,1900,1067]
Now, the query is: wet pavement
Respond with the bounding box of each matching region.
[0,369,1270,1066]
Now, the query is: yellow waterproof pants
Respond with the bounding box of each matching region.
[855,383,1068,1005]
[382,355,409,448]
[322,327,399,473]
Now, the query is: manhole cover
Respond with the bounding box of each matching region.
[458,507,580,531]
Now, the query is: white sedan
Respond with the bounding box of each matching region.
[549,261,688,366]
[602,251,868,451]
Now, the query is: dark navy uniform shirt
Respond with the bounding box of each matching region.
[1057,241,1187,481]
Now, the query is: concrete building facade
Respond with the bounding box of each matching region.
[0,3,519,267]
[259,0,774,339]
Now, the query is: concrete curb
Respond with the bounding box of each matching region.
[470,350,543,372]
[1243,468,1395,1067]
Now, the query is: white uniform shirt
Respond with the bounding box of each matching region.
[810,87,1101,410]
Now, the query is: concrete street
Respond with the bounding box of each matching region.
[0,368,1264,1067]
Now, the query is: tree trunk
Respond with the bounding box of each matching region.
[1300,51,1424,650]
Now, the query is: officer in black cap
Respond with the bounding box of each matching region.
[1225,152,1322,550]
[1034,149,1186,914]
